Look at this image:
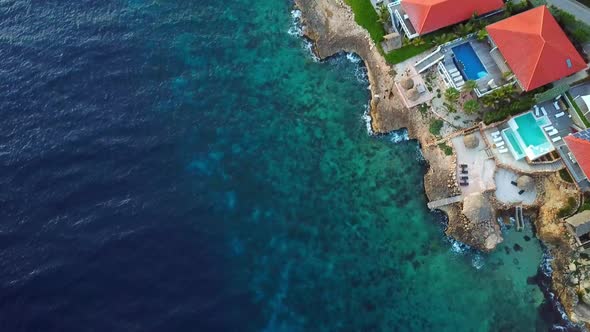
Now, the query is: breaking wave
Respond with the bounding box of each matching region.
[288,8,319,62]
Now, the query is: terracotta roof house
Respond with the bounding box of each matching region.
[564,130,590,187]
[388,0,504,39]
[486,6,587,91]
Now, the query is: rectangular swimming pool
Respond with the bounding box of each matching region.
[452,42,488,81]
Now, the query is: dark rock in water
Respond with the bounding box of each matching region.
[412,260,421,270]
[527,275,538,285]
[513,258,519,265]
[513,243,523,252]
[504,246,511,255]
[403,251,416,261]
[524,235,531,242]
[364,301,376,312]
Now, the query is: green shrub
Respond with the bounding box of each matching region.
[438,142,453,156]
[483,96,535,124]
[550,6,590,43]
[560,169,574,183]
[429,119,444,136]
[344,0,386,43]
[384,43,433,64]
[558,197,578,218]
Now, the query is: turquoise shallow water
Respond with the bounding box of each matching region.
[159,1,558,330]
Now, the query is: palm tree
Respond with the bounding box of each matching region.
[411,37,425,46]
[377,4,390,25]
[476,29,488,42]
[455,23,474,37]
[463,99,480,115]
[462,80,478,94]
[444,87,460,105]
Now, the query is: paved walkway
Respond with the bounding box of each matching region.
[548,0,590,25]
[427,195,463,209]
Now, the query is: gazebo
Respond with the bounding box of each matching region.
[401,78,414,90]
[463,134,479,149]
[517,175,535,191]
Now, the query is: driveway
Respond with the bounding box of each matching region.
[547,0,590,25]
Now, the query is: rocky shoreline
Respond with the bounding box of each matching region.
[294,0,588,328]
[293,0,478,250]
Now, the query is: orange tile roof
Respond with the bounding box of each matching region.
[402,0,504,35]
[565,132,590,180]
[486,6,586,91]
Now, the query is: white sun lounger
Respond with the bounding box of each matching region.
[552,136,562,143]
[448,68,459,74]
[491,132,501,139]
[534,105,540,117]
[554,101,561,111]
[544,126,555,131]
[555,112,565,118]
[498,147,509,153]
[547,128,558,136]
[493,136,503,143]
[496,141,505,148]
[541,107,547,116]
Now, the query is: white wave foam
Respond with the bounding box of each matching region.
[287,9,303,37]
[471,254,485,269]
[449,238,470,255]
[346,52,361,64]
[361,104,373,135]
[288,8,319,62]
[388,129,409,144]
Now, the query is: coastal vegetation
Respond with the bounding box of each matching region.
[343,0,386,43]
[463,99,480,115]
[429,119,444,136]
[560,169,574,183]
[482,85,535,124]
[438,142,453,156]
[558,197,579,218]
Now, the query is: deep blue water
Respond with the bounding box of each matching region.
[452,42,488,80]
[0,0,578,331]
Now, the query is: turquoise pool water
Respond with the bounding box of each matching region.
[515,112,548,147]
[509,112,554,160]
[452,42,488,80]
[503,129,526,160]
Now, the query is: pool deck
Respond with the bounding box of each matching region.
[494,168,537,205]
[482,126,565,174]
[439,38,505,93]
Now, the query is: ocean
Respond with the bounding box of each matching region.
[0,0,578,331]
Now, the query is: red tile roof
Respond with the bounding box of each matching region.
[402,0,504,35]
[486,6,586,91]
[565,134,590,180]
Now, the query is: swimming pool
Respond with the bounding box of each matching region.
[502,129,526,160]
[452,42,488,81]
[505,112,555,160]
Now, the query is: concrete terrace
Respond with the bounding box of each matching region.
[451,132,496,196]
